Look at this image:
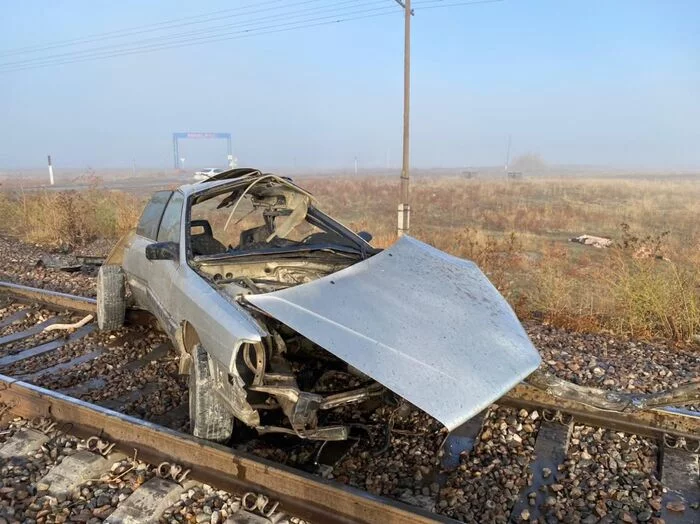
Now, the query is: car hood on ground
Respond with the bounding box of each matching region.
[245,235,541,431]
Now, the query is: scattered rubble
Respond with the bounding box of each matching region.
[0,236,99,297]
[35,254,104,274]
[527,322,700,396]
[569,235,614,249]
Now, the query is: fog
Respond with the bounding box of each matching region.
[1,0,698,171]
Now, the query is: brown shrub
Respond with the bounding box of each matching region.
[2,175,699,342]
[0,188,143,248]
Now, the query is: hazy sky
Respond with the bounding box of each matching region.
[1,0,698,170]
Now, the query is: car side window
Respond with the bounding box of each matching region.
[157,192,184,244]
[136,191,172,240]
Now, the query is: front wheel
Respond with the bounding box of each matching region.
[189,344,234,442]
[96,265,126,331]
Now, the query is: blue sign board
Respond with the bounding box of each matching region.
[172,132,232,168]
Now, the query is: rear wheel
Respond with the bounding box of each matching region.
[96,265,126,331]
[189,344,234,442]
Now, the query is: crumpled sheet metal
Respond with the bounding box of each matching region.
[247,235,541,431]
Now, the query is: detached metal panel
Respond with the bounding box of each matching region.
[247,235,541,431]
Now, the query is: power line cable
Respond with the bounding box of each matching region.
[416,0,503,10]
[0,0,383,68]
[0,7,399,73]
[2,0,501,58]
[0,3,396,72]
[0,0,503,73]
[0,0,306,57]
[1,0,499,69]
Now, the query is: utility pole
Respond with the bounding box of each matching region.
[394,0,412,236]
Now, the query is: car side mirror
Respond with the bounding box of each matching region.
[357,231,373,243]
[146,241,179,261]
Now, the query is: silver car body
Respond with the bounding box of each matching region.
[121,174,541,437]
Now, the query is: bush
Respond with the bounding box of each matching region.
[0,188,144,248]
[523,227,700,342]
[609,255,700,341]
[2,176,699,343]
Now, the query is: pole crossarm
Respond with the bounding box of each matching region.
[392,0,415,15]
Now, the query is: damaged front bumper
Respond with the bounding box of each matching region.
[208,346,384,440]
[250,378,385,440]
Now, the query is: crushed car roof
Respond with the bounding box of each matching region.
[246,235,542,431]
[179,169,301,198]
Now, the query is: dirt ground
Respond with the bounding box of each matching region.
[0,233,698,523]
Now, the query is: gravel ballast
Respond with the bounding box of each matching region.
[0,235,698,522]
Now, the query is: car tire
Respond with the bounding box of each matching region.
[96,265,126,331]
[189,344,234,442]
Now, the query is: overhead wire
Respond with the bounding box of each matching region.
[0,0,386,69]
[0,0,504,74]
[0,4,398,73]
[416,0,503,10]
[0,0,303,57]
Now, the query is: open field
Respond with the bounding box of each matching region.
[1,174,699,343]
[303,176,700,342]
[0,175,698,523]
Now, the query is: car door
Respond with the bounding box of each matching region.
[123,190,172,311]
[146,191,186,334]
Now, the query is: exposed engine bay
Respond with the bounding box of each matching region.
[197,256,353,293]
[186,176,383,440]
[198,255,381,441]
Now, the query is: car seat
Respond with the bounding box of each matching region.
[190,220,226,255]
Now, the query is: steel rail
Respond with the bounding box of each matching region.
[0,281,154,325]
[503,383,700,441]
[1,282,698,440]
[0,281,96,314]
[0,374,445,524]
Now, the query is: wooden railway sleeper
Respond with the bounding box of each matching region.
[0,400,14,417]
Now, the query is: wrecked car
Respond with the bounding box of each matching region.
[98,168,541,442]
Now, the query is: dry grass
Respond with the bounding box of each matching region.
[301,176,700,343]
[1,175,699,343]
[0,187,143,248]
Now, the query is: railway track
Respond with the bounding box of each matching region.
[0,281,698,523]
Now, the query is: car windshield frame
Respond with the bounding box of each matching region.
[184,179,375,264]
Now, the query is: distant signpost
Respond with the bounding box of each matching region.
[172,132,232,169]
